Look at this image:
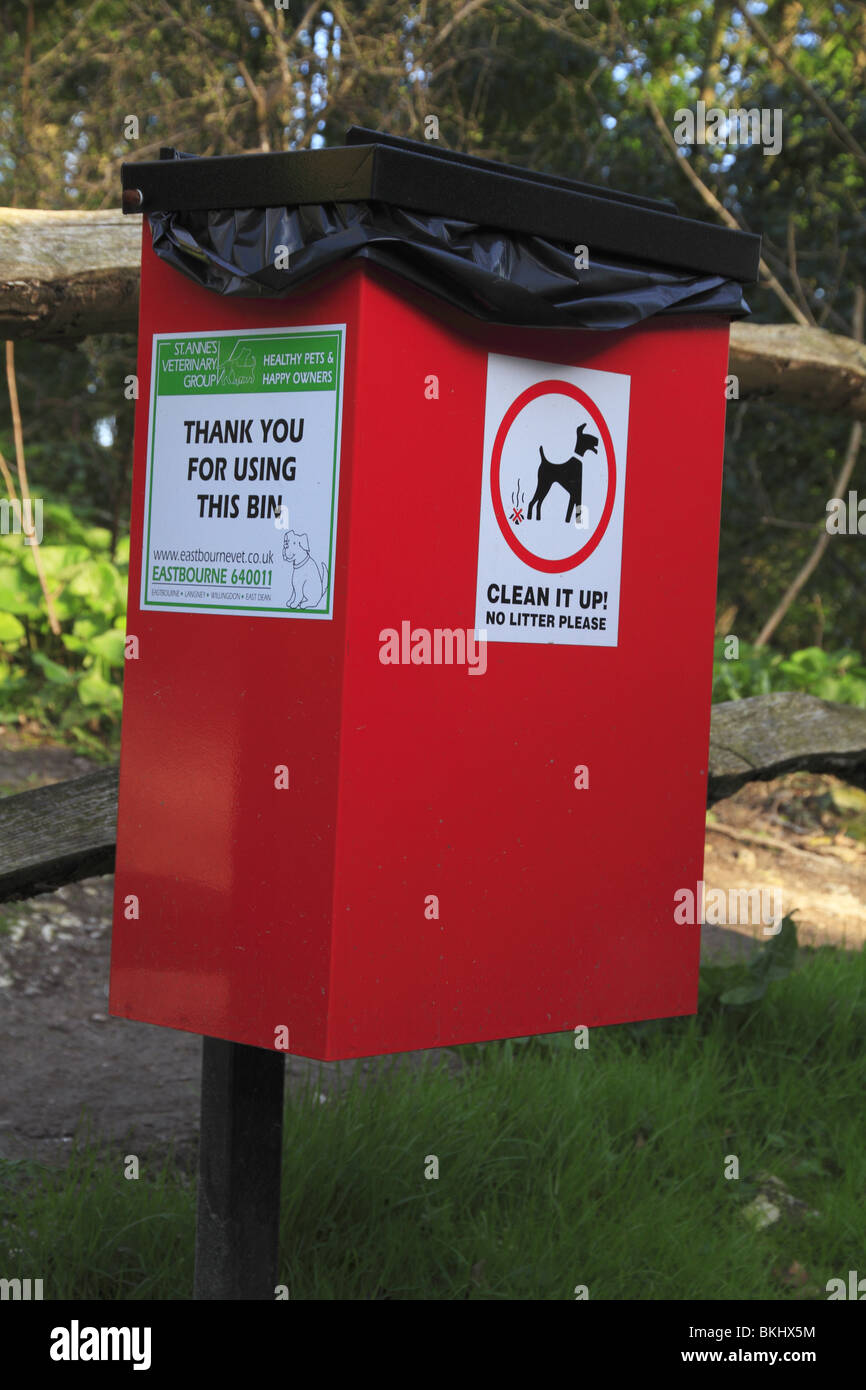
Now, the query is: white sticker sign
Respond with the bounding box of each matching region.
[474,353,630,646]
[141,324,345,619]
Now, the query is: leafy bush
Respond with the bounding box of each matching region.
[0,503,127,751]
[713,639,866,706]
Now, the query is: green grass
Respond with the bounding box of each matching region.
[2,943,864,1300]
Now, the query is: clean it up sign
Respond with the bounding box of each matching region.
[474,353,630,646]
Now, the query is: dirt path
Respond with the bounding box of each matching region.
[1,744,864,1166]
[705,772,866,951]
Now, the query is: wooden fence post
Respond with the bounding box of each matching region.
[194,1037,286,1300]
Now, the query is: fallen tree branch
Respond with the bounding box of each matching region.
[0,208,141,342]
[708,692,866,804]
[0,767,118,902]
[728,320,866,422]
[2,210,866,420]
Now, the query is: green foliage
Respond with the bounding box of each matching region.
[0,504,126,750]
[713,639,866,706]
[0,334,136,543]
[717,916,798,1009]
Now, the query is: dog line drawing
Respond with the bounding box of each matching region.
[282,530,329,609]
[527,422,599,523]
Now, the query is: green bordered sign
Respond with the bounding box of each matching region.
[141,324,345,619]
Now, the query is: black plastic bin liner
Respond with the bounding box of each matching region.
[148,200,750,331]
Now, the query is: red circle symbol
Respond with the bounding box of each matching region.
[490,380,616,573]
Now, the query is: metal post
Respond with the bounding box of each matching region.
[194,1037,286,1299]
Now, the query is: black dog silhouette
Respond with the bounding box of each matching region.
[527,423,599,522]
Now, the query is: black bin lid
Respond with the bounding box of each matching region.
[121,127,760,285]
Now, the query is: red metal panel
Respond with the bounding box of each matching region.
[111,233,730,1059]
[110,231,362,1055]
[324,274,727,1055]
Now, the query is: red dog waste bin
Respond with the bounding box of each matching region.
[110,130,760,1058]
